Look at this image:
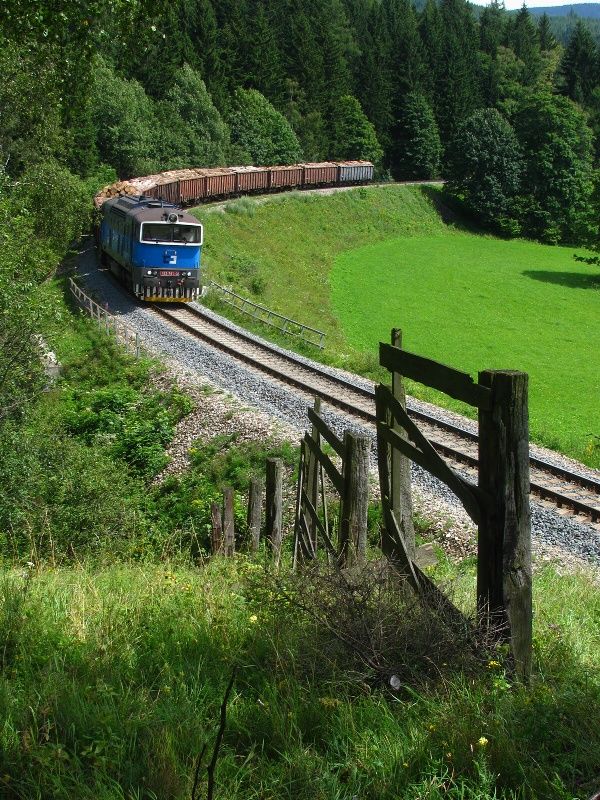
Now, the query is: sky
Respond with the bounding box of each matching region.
[500,0,595,7]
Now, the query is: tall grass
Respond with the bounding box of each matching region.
[1,559,598,799]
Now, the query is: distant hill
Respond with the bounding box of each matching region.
[527,4,600,18]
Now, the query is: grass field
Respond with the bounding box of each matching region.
[193,188,599,467]
[331,232,600,465]
[2,558,599,799]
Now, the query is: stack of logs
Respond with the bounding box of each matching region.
[210,458,284,565]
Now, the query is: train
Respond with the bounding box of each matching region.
[95,161,374,302]
[99,196,204,301]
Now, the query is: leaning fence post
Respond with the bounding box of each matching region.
[339,432,370,567]
[265,458,283,567]
[390,329,416,560]
[211,502,223,555]
[478,370,531,681]
[247,478,263,553]
[223,487,235,557]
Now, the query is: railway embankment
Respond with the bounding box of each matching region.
[75,239,600,574]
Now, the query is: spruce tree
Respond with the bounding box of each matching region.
[537,13,557,52]
[508,4,542,86]
[392,92,441,180]
[559,20,598,106]
[436,0,482,143]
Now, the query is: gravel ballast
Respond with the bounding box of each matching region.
[75,241,600,573]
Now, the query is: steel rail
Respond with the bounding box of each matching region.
[150,302,600,523]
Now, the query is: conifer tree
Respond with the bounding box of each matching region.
[537,13,557,52]
[559,20,598,106]
[356,4,393,148]
[391,92,441,180]
[436,0,482,143]
[508,4,542,86]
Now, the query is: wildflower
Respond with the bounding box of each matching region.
[249,614,258,623]
[478,736,489,747]
[403,762,409,768]
[319,697,342,709]
[487,659,501,669]
[428,724,436,731]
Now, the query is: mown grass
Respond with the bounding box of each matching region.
[1,558,599,799]
[191,188,600,467]
[331,232,600,467]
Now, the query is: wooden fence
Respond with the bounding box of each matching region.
[292,329,532,680]
[377,329,531,679]
[209,458,284,565]
[293,398,370,569]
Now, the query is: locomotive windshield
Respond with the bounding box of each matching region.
[141,223,202,244]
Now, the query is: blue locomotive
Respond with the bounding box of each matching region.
[99,195,203,301]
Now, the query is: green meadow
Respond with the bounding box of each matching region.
[193,188,600,467]
[331,232,600,464]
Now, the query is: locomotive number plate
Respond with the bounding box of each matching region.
[159,270,179,277]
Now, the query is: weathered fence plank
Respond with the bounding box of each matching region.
[307,406,345,457]
[266,458,283,567]
[211,502,223,555]
[380,342,492,410]
[223,488,235,556]
[339,432,370,567]
[247,479,263,553]
[377,422,483,525]
[303,432,344,494]
[305,399,323,552]
[389,329,416,560]
[478,370,532,681]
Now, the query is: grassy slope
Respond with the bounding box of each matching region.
[192,189,599,466]
[1,560,599,799]
[192,187,446,357]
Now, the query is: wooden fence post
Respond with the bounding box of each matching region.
[339,432,370,567]
[223,488,235,556]
[211,502,223,555]
[305,398,322,552]
[390,329,416,560]
[247,479,263,553]
[478,370,531,681]
[265,458,283,567]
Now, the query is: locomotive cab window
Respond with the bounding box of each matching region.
[141,223,203,244]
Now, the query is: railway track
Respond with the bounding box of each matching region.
[151,302,600,525]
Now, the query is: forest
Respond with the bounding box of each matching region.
[2,0,600,431]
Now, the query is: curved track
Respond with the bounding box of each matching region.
[150,302,600,525]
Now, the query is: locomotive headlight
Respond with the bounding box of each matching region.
[147,270,152,275]
[187,272,192,277]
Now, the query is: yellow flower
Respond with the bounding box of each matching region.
[478,736,489,747]
[249,614,258,623]
[487,659,501,669]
